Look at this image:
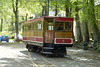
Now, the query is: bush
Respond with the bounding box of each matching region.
[97,47,100,52]
[0,31,22,39]
[0,31,14,39]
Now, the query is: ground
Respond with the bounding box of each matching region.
[0,43,100,67]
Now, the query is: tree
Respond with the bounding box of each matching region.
[0,0,12,32]
[0,19,3,31]
[12,0,19,42]
[74,0,83,42]
[81,0,89,42]
[89,0,100,43]
[55,2,58,16]
[65,0,72,17]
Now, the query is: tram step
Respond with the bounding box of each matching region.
[43,47,54,49]
[43,52,53,54]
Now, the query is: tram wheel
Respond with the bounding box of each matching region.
[28,46,32,52]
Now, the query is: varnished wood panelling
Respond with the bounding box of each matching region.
[38,31,43,37]
[31,32,34,36]
[23,31,43,37]
[45,31,53,43]
[55,32,73,38]
[23,32,26,36]
[22,32,24,36]
[26,31,30,36]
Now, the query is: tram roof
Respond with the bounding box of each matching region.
[23,16,73,24]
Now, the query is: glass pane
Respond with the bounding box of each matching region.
[32,23,34,30]
[46,19,53,30]
[28,24,31,31]
[65,22,72,31]
[48,26,53,30]
[55,22,64,31]
[34,23,38,30]
[38,23,41,30]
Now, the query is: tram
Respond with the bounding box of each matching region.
[23,16,74,56]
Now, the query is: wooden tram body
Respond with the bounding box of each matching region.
[23,16,74,56]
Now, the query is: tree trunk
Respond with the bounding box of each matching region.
[65,5,69,17]
[82,0,89,42]
[75,8,83,42]
[0,19,3,32]
[65,0,70,17]
[44,1,48,16]
[15,0,19,42]
[12,0,19,42]
[75,0,82,42]
[82,21,89,42]
[26,13,28,21]
[44,5,47,16]
[89,0,100,42]
[55,5,58,16]
[69,7,72,17]
[42,6,45,16]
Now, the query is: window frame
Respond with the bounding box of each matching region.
[45,19,54,31]
[55,21,73,32]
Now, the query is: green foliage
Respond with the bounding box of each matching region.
[0,0,100,40]
[0,30,22,39]
[0,31,14,38]
[97,47,100,52]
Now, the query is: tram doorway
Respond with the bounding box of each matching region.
[44,18,54,43]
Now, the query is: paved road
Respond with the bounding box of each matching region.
[0,43,100,67]
[0,43,33,67]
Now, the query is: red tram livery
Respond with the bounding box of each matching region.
[23,16,74,56]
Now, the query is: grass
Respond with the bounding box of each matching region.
[0,39,23,45]
[9,39,14,41]
[0,42,23,44]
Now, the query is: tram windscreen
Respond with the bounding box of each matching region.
[65,22,72,31]
[55,22,72,31]
[55,22,64,31]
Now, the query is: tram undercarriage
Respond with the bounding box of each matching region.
[25,42,69,57]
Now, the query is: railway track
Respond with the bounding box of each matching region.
[27,51,56,67]
[1,45,99,67]
[0,45,55,67]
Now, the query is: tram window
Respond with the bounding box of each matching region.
[38,23,41,30]
[28,24,31,31]
[65,22,72,31]
[25,25,27,31]
[46,19,53,30]
[41,21,43,30]
[34,23,36,30]
[31,23,33,31]
[23,25,24,31]
[55,22,64,31]
[32,23,34,30]
[24,25,26,31]
[36,24,38,30]
[48,25,53,30]
[24,25,26,32]
[34,23,38,30]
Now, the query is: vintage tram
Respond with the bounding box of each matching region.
[23,16,73,56]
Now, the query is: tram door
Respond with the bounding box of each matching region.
[44,18,54,43]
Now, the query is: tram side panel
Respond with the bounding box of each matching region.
[23,19,44,47]
[23,17,74,56]
[54,17,73,47]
